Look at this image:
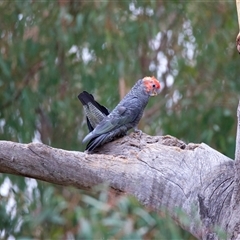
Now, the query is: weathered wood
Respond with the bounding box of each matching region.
[0,133,237,239]
[227,101,240,239]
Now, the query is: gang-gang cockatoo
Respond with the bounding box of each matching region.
[81,76,161,152]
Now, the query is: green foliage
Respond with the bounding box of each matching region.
[0,0,238,238]
[0,182,195,239]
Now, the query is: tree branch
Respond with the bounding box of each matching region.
[227,101,240,239]
[237,0,240,29]
[0,133,237,239]
[236,0,240,53]
[235,100,240,162]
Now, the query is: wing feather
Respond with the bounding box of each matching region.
[83,97,141,143]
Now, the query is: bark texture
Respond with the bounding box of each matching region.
[0,132,238,239]
[227,101,240,240]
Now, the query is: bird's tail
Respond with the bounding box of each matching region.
[78,91,110,132]
[85,126,127,152]
[86,134,109,152]
[78,91,108,115]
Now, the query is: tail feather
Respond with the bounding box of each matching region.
[78,91,110,132]
[86,134,109,151]
[85,126,127,152]
[78,91,109,116]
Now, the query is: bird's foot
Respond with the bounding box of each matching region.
[134,128,142,138]
[132,128,144,149]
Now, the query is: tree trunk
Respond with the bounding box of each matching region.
[0,131,238,239]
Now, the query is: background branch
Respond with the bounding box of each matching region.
[236,0,240,53]
[236,0,240,30]
[235,100,240,162]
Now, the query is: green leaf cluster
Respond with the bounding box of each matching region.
[0,181,195,239]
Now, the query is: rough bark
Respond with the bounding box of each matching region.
[227,101,240,240]
[0,132,238,239]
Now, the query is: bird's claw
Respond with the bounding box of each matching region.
[134,128,142,137]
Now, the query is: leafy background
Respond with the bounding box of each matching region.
[0,1,238,239]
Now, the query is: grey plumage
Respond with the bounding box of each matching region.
[78,91,126,151]
[82,77,161,152]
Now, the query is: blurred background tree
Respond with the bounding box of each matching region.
[0,0,238,238]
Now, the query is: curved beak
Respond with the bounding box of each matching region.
[150,89,160,96]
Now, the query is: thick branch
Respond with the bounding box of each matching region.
[228,101,240,239]
[0,133,236,239]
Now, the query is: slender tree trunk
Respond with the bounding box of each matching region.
[236,0,240,53]
[0,129,238,239]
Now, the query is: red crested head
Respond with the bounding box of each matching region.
[142,76,161,96]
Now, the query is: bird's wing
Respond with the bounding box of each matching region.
[86,125,128,151]
[83,97,141,143]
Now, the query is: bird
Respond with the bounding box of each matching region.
[78,91,127,150]
[82,76,161,152]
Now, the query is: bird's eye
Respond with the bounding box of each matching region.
[152,84,155,88]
